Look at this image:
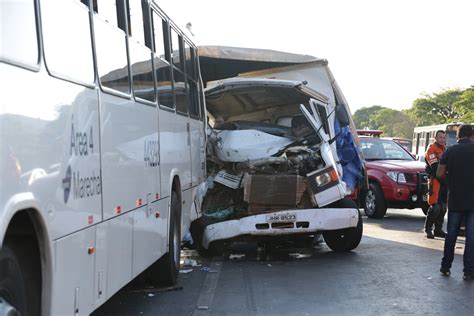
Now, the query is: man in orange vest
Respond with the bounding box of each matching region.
[424,130,447,239]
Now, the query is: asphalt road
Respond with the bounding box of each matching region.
[92,208,473,316]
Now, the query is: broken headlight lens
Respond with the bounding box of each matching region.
[315,173,331,187]
[314,168,339,187]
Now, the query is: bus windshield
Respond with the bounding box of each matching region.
[446,130,457,146]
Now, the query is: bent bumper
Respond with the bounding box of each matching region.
[202,207,359,248]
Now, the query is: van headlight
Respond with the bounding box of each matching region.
[315,168,339,187]
[386,171,406,183]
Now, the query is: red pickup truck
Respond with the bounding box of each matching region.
[359,137,429,218]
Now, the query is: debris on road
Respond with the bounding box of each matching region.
[289,253,312,259]
[229,253,245,260]
[197,305,209,310]
[183,258,201,267]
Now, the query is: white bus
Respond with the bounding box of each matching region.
[0,0,206,315]
[412,122,474,156]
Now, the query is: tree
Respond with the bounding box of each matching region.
[407,89,464,126]
[368,108,415,139]
[352,105,384,129]
[454,86,474,123]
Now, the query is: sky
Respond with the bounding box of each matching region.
[155,0,474,113]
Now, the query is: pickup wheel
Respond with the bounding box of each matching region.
[364,182,387,218]
[190,217,224,258]
[0,246,28,316]
[147,192,181,286]
[322,199,363,252]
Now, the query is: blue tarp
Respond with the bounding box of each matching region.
[334,119,364,192]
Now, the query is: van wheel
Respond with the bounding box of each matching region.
[323,198,363,252]
[0,246,28,316]
[190,217,224,258]
[147,192,181,286]
[364,183,387,218]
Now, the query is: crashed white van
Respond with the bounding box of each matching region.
[190,47,365,255]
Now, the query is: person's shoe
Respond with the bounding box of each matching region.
[440,267,450,276]
[463,274,474,281]
[434,230,447,238]
[425,231,435,239]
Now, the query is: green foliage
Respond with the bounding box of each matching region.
[352,105,384,129]
[407,88,467,125]
[352,86,472,139]
[368,108,415,139]
[453,86,474,123]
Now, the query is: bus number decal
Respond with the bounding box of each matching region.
[144,139,159,167]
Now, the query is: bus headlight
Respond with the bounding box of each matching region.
[387,171,406,184]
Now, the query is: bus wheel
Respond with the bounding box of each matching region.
[0,246,28,316]
[323,198,363,252]
[364,183,387,218]
[147,192,181,286]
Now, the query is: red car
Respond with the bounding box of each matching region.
[359,137,429,218]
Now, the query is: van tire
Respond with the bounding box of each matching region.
[147,192,180,286]
[323,198,363,252]
[364,182,387,218]
[0,246,28,316]
[190,217,224,258]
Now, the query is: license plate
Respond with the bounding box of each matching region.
[266,212,297,222]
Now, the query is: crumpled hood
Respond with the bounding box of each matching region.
[210,129,294,162]
[367,160,425,172]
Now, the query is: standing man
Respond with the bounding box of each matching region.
[437,125,474,280]
[424,130,447,239]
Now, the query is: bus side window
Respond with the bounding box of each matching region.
[424,132,430,151]
[186,44,199,119]
[171,28,187,114]
[1,0,38,67]
[41,0,94,84]
[152,11,165,58]
[415,132,420,154]
[198,79,206,121]
[170,27,182,70]
[94,0,130,94]
[152,11,174,109]
[129,0,155,102]
[174,69,188,114]
[184,41,195,80]
[188,79,199,118]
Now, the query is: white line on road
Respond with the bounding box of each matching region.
[193,259,222,316]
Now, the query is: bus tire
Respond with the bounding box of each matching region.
[147,192,181,286]
[0,246,28,316]
[190,217,224,258]
[364,182,387,218]
[322,198,363,252]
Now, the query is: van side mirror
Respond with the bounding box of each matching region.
[335,104,350,127]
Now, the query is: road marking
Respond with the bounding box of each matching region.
[193,259,222,316]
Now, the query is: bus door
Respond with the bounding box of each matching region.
[169,27,193,231]
[93,1,160,297]
[153,18,192,221]
[186,45,206,188]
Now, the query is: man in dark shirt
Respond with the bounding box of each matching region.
[437,124,474,280]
